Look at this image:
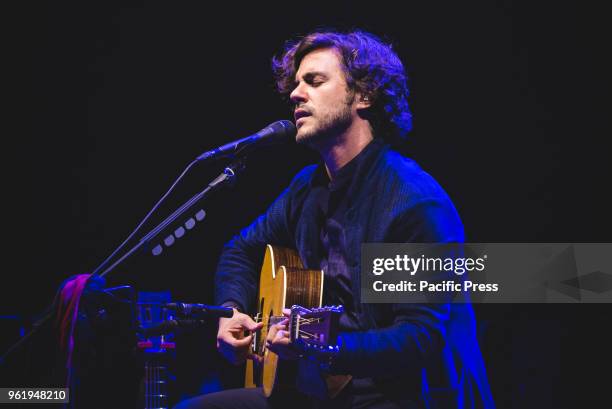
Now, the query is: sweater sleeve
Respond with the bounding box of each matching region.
[213,165,318,314]
[213,187,294,314]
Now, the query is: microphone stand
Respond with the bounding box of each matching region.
[97,156,246,278]
[0,157,246,366]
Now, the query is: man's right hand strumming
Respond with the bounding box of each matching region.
[216,309,263,365]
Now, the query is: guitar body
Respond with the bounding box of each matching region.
[245,245,324,396]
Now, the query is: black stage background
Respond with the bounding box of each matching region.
[4,1,611,408]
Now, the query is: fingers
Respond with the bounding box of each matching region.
[219,311,262,332]
[273,329,290,345]
[232,333,254,348]
[249,321,265,332]
[219,310,301,365]
[240,318,263,332]
[234,312,264,332]
[266,322,290,349]
[265,323,298,360]
[282,308,291,317]
[248,353,263,364]
[217,314,262,359]
[266,321,284,341]
[218,332,252,348]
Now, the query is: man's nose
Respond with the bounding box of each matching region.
[290,83,307,104]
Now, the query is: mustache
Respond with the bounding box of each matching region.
[294,105,313,114]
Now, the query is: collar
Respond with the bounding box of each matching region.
[310,138,387,191]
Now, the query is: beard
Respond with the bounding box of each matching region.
[296,95,354,146]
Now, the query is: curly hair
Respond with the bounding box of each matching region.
[272,30,412,143]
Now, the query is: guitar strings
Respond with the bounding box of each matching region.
[262,316,323,330]
[145,362,149,409]
[155,364,158,408]
[296,317,322,325]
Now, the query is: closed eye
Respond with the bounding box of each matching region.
[293,72,328,90]
[304,73,326,86]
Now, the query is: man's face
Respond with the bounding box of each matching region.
[290,48,357,144]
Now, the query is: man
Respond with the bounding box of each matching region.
[175,30,494,409]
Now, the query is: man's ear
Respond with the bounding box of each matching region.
[356,93,373,109]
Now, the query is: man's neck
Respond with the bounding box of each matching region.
[315,123,374,180]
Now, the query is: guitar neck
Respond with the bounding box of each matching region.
[143,355,169,409]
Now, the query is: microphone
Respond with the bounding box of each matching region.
[196,120,296,162]
[138,319,207,337]
[163,303,234,319]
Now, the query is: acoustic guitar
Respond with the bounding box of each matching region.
[244,244,351,398]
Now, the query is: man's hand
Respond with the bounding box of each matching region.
[217,309,263,365]
[265,308,301,360]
